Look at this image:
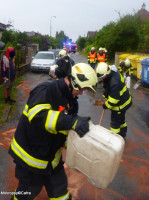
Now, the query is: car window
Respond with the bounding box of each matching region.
[35,53,54,59]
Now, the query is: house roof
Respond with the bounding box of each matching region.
[136,3,149,21]
[87,31,97,38]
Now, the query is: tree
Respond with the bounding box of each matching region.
[76,36,87,50]
[56,31,69,48]
[15,32,29,46]
[1,30,15,44]
[32,36,42,50]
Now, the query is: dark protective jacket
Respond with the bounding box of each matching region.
[9,79,77,175]
[118,64,133,76]
[55,57,72,78]
[103,70,132,112]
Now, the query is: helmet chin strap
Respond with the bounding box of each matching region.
[68,74,81,90]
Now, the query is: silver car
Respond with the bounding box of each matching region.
[30,51,56,72]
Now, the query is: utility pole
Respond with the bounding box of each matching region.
[50,16,56,37]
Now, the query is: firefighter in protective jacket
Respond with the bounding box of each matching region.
[118,58,133,77]
[88,47,97,69]
[9,63,97,200]
[96,62,132,138]
[97,47,107,63]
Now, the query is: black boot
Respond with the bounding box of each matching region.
[8,97,16,104]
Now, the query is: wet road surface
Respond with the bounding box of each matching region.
[0,53,149,200]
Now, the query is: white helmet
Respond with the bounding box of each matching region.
[71,63,98,92]
[125,58,131,67]
[103,48,107,52]
[96,62,111,79]
[59,49,67,58]
[99,47,103,51]
[91,47,95,51]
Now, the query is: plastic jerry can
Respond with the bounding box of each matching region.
[65,121,125,189]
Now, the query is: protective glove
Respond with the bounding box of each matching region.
[72,116,90,137]
[102,103,108,109]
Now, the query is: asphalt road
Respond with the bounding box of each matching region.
[0,52,149,200]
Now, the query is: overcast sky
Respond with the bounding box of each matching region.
[0,0,149,42]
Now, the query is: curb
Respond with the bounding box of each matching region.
[1,106,11,122]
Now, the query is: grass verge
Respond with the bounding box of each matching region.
[0,75,23,123]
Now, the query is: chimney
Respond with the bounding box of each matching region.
[142,3,146,10]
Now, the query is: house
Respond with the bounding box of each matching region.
[25,31,50,50]
[87,31,97,38]
[136,3,149,21]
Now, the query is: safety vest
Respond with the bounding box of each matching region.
[97,53,106,62]
[103,71,132,112]
[8,79,76,174]
[88,52,96,63]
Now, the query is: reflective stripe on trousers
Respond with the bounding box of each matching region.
[49,191,70,200]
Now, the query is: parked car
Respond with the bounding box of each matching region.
[30,51,56,72]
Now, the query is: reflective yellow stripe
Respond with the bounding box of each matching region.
[23,104,29,117]
[120,85,127,96]
[120,122,127,128]
[108,96,119,104]
[45,110,60,133]
[28,104,51,122]
[120,73,124,83]
[50,190,70,200]
[64,138,68,148]
[105,101,119,111]
[52,149,62,169]
[110,127,120,134]
[120,96,131,110]
[11,137,48,169]
[14,194,18,200]
[59,131,68,135]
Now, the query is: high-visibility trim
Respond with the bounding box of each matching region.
[52,149,62,169]
[64,138,68,148]
[45,110,60,133]
[120,85,127,96]
[108,96,119,104]
[72,119,78,130]
[120,74,125,83]
[120,122,127,128]
[105,101,119,111]
[50,190,70,200]
[13,194,18,200]
[28,104,51,122]
[23,104,29,117]
[59,131,68,136]
[120,96,131,110]
[11,137,48,169]
[110,127,120,134]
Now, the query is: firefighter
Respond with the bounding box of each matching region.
[9,63,98,200]
[55,49,73,79]
[55,49,77,115]
[118,58,133,78]
[88,47,97,69]
[97,47,107,63]
[96,62,132,138]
